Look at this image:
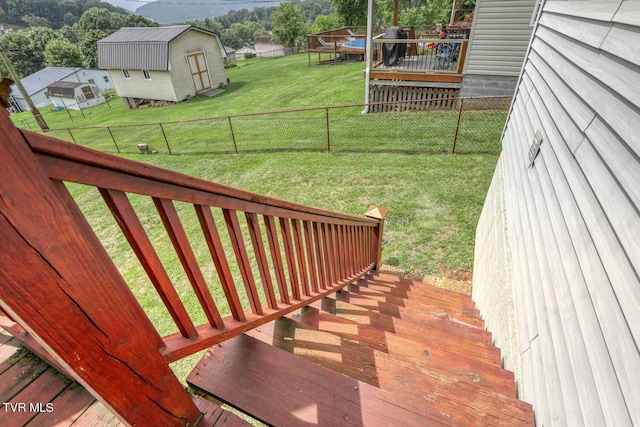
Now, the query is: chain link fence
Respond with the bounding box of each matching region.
[36,96,510,156]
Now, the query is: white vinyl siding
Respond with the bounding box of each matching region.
[110,69,178,102]
[473,1,640,426]
[464,0,537,76]
[169,30,226,101]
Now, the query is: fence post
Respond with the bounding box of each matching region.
[159,123,172,155]
[452,98,464,154]
[228,116,238,154]
[107,126,120,153]
[67,128,77,145]
[325,107,331,153]
[365,205,389,271]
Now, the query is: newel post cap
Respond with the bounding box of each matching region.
[365,205,389,220]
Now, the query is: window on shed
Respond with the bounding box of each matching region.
[122,69,131,79]
[143,70,151,81]
[104,76,109,82]
[88,78,95,84]
[82,86,95,100]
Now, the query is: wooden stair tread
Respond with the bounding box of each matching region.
[289,306,516,396]
[187,334,457,427]
[333,289,486,338]
[246,317,524,420]
[187,275,533,426]
[348,283,482,325]
[358,279,478,312]
[318,295,493,346]
[249,314,515,398]
[368,272,473,301]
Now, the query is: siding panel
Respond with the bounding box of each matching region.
[464,0,537,76]
[473,0,640,424]
[169,31,227,101]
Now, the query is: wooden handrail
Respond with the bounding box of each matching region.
[0,111,386,425]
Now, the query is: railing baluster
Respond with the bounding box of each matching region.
[321,223,334,287]
[195,205,245,321]
[313,222,327,290]
[154,198,224,329]
[355,226,362,272]
[223,209,263,315]
[245,212,278,310]
[327,223,339,285]
[264,216,290,304]
[100,188,198,338]
[347,225,353,277]
[280,217,301,300]
[291,219,310,296]
[336,224,345,280]
[303,221,319,293]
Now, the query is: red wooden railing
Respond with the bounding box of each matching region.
[0,112,387,425]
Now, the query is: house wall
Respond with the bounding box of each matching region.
[13,90,50,112]
[461,0,537,96]
[169,30,227,100]
[473,1,640,426]
[73,69,113,92]
[108,69,178,102]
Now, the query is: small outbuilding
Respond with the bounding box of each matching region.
[98,25,228,108]
[46,81,106,110]
[9,67,113,112]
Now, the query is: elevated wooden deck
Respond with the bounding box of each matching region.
[188,272,534,426]
[0,332,250,426]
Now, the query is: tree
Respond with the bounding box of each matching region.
[272,2,305,48]
[77,7,112,32]
[21,13,51,28]
[330,0,367,26]
[0,27,60,77]
[44,38,83,67]
[312,13,344,33]
[78,28,108,69]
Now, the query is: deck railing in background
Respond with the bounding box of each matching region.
[371,37,469,74]
[0,112,387,425]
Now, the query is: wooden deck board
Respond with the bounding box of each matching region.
[247,317,529,426]
[188,334,456,427]
[0,334,249,427]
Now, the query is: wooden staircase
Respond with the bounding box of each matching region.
[187,272,534,426]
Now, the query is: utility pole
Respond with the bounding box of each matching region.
[0,45,49,131]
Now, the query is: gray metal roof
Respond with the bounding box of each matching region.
[98,25,220,71]
[47,81,85,90]
[98,25,191,44]
[10,67,82,98]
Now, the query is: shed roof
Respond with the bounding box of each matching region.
[10,67,82,99]
[98,25,224,71]
[97,25,192,44]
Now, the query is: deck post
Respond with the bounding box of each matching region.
[365,205,389,271]
[0,112,201,426]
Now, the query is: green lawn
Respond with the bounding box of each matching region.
[12,53,367,130]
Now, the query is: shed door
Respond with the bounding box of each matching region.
[187,53,211,92]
